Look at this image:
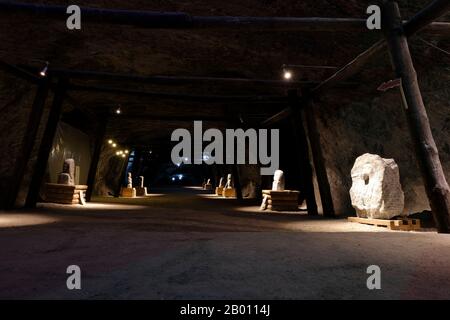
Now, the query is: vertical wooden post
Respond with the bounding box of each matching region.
[226,112,244,200]
[25,77,68,208]
[232,164,243,200]
[304,98,335,217]
[114,158,128,197]
[5,78,50,209]
[382,0,450,233]
[288,90,318,215]
[85,116,108,202]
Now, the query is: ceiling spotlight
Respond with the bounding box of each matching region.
[39,62,49,77]
[121,154,126,158]
[116,151,120,156]
[108,140,113,144]
[115,106,122,115]
[124,150,129,154]
[283,70,293,80]
[112,143,117,148]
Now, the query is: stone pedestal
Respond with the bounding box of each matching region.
[136,187,148,196]
[215,187,224,195]
[204,183,213,191]
[261,190,299,211]
[121,187,136,198]
[45,183,88,205]
[223,188,236,198]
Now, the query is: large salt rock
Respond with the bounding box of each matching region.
[350,153,405,219]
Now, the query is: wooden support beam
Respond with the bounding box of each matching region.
[5,78,50,209]
[25,78,68,208]
[232,164,243,200]
[261,107,293,127]
[0,2,377,32]
[2,1,449,33]
[114,159,129,197]
[312,40,387,96]
[403,0,450,36]
[118,114,227,122]
[304,99,335,217]
[51,68,310,87]
[0,60,40,83]
[85,116,108,202]
[382,0,450,233]
[68,84,288,104]
[288,90,318,215]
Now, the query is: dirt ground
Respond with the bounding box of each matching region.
[0,187,449,300]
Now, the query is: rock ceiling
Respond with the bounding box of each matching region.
[1,0,449,146]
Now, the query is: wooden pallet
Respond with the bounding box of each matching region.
[348,216,421,231]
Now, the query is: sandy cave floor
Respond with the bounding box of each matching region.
[0,186,449,300]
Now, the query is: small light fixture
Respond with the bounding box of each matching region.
[116,151,120,156]
[124,150,129,154]
[108,140,113,145]
[121,154,126,158]
[39,62,49,77]
[115,106,122,115]
[112,143,117,148]
[283,69,293,80]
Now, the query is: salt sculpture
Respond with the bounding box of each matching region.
[121,172,136,198]
[136,175,148,196]
[204,178,213,191]
[261,170,299,211]
[215,177,225,195]
[223,174,236,198]
[272,170,285,191]
[350,153,405,219]
[57,159,75,185]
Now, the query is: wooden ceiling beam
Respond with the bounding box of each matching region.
[1,1,449,34]
[68,83,288,104]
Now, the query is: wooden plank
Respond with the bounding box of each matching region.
[348,216,421,231]
[25,77,68,208]
[5,78,50,209]
[382,1,450,233]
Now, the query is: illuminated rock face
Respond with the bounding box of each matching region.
[350,153,405,219]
